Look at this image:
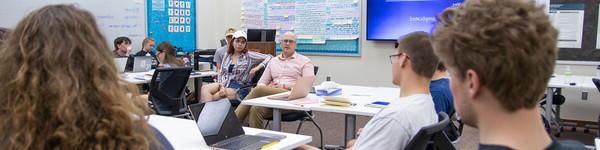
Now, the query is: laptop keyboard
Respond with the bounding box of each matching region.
[213,135,273,150]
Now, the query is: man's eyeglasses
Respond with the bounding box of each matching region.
[389,52,409,64]
[281,39,296,44]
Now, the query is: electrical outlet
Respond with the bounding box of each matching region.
[581,91,588,100]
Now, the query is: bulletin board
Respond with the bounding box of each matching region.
[550,0,600,62]
[147,0,196,52]
[241,0,361,56]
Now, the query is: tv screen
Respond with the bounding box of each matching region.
[367,0,463,41]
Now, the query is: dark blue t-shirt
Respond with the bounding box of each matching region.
[430,78,455,115]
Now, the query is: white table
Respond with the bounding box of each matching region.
[545,75,597,136]
[309,85,398,144]
[147,115,312,150]
[241,93,312,131]
[122,70,217,84]
[241,85,399,145]
[122,70,218,101]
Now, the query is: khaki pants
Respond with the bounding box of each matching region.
[234,85,290,128]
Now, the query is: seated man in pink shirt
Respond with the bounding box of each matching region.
[235,31,315,128]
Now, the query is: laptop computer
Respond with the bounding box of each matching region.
[188,100,277,150]
[131,56,153,72]
[267,76,315,100]
[114,58,128,73]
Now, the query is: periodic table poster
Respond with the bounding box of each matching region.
[147,0,196,52]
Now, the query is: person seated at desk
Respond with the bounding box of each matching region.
[214,27,236,72]
[431,0,585,149]
[113,36,132,58]
[0,4,171,149]
[134,37,158,68]
[200,30,271,103]
[156,41,185,68]
[430,63,460,141]
[235,31,315,128]
[299,32,441,150]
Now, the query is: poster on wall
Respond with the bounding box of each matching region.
[148,0,196,52]
[549,3,585,49]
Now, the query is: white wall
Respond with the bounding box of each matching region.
[198,0,600,121]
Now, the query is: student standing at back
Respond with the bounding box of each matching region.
[0,4,172,149]
[432,0,585,149]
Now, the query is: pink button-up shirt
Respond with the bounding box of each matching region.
[258,52,314,88]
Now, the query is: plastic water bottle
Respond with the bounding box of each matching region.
[564,65,572,84]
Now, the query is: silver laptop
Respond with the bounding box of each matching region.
[114,58,128,73]
[132,56,153,72]
[267,76,315,100]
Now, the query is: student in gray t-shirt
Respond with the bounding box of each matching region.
[213,28,236,72]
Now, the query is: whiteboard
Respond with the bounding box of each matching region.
[0,0,147,51]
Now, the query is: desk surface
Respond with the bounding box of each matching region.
[548,75,596,89]
[122,70,217,84]
[241,85,399,117]
[147,115,312,150]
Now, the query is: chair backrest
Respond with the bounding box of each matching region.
[250,67,266,85]
[149,67,193,116]
[405,112,455,150]
[593,78,600,137]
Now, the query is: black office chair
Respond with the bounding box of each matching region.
[405,112,455,150]
[264,66,323,149]
[148,67,193,119]
[592,78,600,136]
[539,89,567,136]
[228,66,266,107]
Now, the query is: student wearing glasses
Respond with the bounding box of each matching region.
[298,31,438,150]
[156,41,185,68]
[235,31,315,128]
[200,31,272,103]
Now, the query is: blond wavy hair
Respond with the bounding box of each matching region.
[0,4,157,149]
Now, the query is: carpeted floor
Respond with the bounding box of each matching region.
[268,111,598,149]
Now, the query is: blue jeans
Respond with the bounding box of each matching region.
[227,80,250,100]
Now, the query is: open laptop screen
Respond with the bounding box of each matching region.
[188,100,245,145]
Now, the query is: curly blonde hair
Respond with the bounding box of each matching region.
[0,4,157,149]
[432,0,558,111]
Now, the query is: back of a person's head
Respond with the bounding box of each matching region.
[432,0,558,112]
[157,41,183,66]
[398,31,439,79]
[0,4,155,149]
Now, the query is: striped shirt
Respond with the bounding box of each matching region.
[218,51,272,87]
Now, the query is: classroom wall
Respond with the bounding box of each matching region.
[198,0,600,122]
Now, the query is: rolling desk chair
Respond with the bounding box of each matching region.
[264,66,323,149]
[540,89,567,136]
[405,112,455,150]
[148,67,193,119]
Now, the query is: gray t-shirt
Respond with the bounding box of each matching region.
[213,45,227,65]
[353,94,438,150]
